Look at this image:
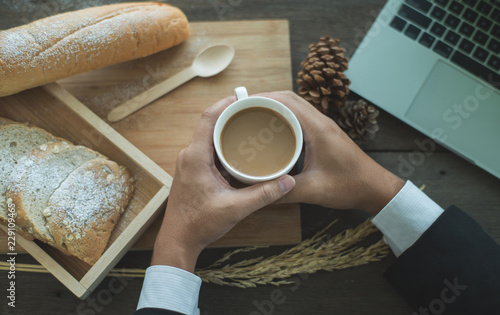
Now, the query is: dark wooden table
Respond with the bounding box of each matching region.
[1,1,499,314]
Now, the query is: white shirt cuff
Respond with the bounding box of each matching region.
[372,180,444,257]
[137,265,202,315]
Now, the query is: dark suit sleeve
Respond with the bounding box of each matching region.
[384,206,500,314]
[134,308,186,315]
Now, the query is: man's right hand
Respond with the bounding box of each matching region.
[257,91,405,216]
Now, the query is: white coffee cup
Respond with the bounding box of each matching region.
[213,87,303,184]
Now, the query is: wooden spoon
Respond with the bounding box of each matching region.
[107,44,235,122]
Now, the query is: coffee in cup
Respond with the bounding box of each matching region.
[220,107,296,176]
[213,87,303,184]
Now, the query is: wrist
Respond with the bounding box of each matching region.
[360,168,405,216]
[151,233,201,273]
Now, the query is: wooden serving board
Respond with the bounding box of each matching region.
[0,20,301,252]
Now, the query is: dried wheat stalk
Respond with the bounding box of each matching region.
[196,219,390,288]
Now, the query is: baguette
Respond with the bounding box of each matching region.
[0,2,189,97]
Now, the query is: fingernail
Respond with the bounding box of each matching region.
[279,175,295,193]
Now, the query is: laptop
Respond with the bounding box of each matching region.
[346,0,500,179]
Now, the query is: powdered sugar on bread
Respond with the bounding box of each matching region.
[7,141,102,242]
[0,123,59,223]
[0,118,134,265]
[0,2,189,96]
[44,158,134,265]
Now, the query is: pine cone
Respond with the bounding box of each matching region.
[297,36,351,114]
[335,99,380,144]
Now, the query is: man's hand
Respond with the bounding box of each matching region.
[258,91,405,216]
[151,96,296,272]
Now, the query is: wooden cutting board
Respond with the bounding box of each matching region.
[0,20,301,252]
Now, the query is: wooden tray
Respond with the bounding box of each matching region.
[0,83,172,299]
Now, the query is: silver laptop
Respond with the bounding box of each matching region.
[346,0,500,179]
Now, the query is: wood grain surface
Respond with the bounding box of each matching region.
[1,1,499,315]
[58,20,295,179]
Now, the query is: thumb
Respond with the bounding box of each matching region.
[231,175,296,219]
[275,172,317,205]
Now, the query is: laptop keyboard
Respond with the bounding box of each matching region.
[390,0,500,90]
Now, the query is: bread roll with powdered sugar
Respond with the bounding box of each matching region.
[0,117,135,265]
[0,2,189,97]
[7,141,103,243]
[44,158,134,265]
